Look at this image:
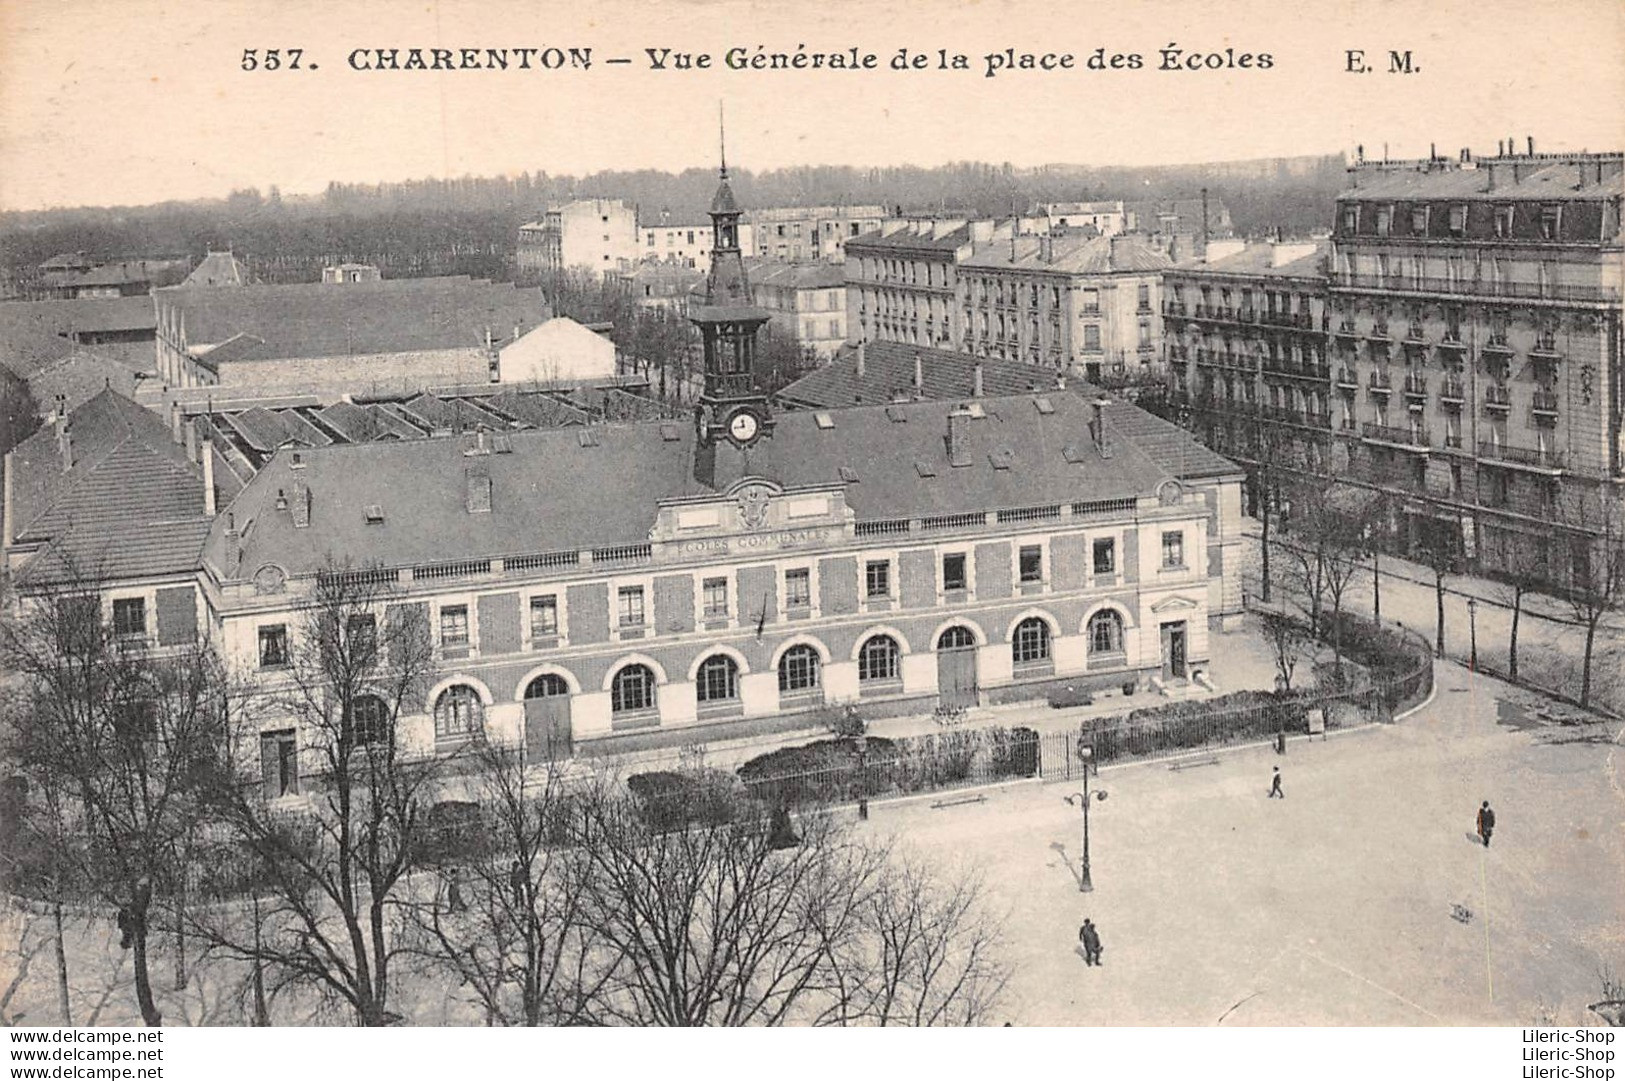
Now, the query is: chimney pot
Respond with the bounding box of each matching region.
[201,439,216,517]
[1527,135,1535,156]
[184,418,198,463]
[913,352,923,390]
[973,362,984,398]
[856,341,866,378]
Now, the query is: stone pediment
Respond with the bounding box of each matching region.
[1150,594,1201,613]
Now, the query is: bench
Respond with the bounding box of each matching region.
[1168,756,1220,772]
[931,793,988,810]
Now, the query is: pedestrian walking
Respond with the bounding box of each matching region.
[1078,919,1103,966]
[446,867,466,913]
[1268,766,1284,799]
[1476,801,1495,847]
[509,859,526,905]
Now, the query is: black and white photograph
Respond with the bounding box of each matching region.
[0,0,1621,1072]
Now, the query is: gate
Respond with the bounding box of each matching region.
[523,675,573,761]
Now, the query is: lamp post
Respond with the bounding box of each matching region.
[1467,596,1478,672]
[1065,746,1108,893]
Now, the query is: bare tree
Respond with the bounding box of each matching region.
[192,567,440,1026]
[567,786,885,1026]
[1283,482,1371,668]
[1564,515,1625,709]
[0,572,232,1026]
[401,744,610,1026]
[1255,606,1313,693]
[818,855,1009,1027]
[1413,521,1460,659]
[1491,536,1545,684]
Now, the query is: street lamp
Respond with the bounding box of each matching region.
[1467,596,1478,672]
[1064,746,1109,893]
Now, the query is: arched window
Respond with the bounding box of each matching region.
[525,673,570,699]
[434,685,484,740]
[937,625,977,650]
[1088,611,1125,655]
[1012,618,1052,665]
[778,645,821,693]
[696,655,740,703]
[857,635,901,683]
[347,694,390,746]
[611,664,656,714]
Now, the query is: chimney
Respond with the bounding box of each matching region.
[290,481,311,529]
[856,340,866,378]
[223,512,242,578]
[1527,135,1535,156]
[973,362,984,398]
[184,418,198,463]
[201,440,216,517]
[1056,372,1067,391]
[913,352,924,391]
[1040,235,1054,263]
[946,405,974,467]
[170,400,183,444]
[57,423,73,473]
[1091,396,1110,457]
[1,450,12,558]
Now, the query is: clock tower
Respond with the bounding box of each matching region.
[689,117,774,462]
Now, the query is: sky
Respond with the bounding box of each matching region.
[0,0,1622,212]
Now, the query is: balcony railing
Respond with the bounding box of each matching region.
[1362,422,1430,449]
[1332,272,1621,304]
[1403,374,1429,398]
[1528,339,1562,360]
[1439,378,1465,403]
[1483,385,1512,411]
[1368,370,1393,392]
[1530,390,1560,415]
[1478,441,1565,471]
[1334,368,1359,389]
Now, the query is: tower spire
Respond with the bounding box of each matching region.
[719,101,728,179]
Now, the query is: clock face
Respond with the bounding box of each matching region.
[727,409,760,445]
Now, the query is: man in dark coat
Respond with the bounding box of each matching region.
[1078,919,1103,966]
[1268,766,1284,799]
[1476,801,1495,847]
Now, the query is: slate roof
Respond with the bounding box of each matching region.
[180,251,253,287]
[206,392,1180,581]
[961,235,1172,274]
[745,261,848,290]
[846,224,975,253]
[6,389,211,584]
[777,341,1074,409]
[154,277,550,362]
[1176,241,1331,281]
[1338,159,1623,202]
[0,298,157,379]
[777,343,1241,484]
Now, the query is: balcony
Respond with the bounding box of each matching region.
[1367,370,1393,394]
[1334,368,1360,390]
[1438,377,1466,404]
[1478,440,1565,473]
[1483,384,1512,412]
[1480,337,1513,357]
[1363,422,1431,450]
[1331,272,1621,305]
[1528,338,1562,361]
[1164,301,1187,317]
[1332,322,1360,340]
[1403,374,1429,401]
[1530,391,1560,425]
[1437,334,1467,353]
[1368,323,1392,342]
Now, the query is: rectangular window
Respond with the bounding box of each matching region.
[440,606,470,652]
[260,731,298,799]
[258,625,289,669]
[1162,531,1186,569]
[1082,325,1101,352]
[942,553,968,593]
[1019,545,1043,583]
[703,577,729,618]
[1448,204,1468,235]
[1093,538,1116,575]
[618,587,645,627]
[529,595,558,638]
[1375,207,1391,236]
[1494,205,1514,239]
[1079,288,1100,314]
[1136,283,1151,312]
[112,597,146,639]
[347,614,376,657]
[865,560,891,599]
[1540,205,1561,241]
[1411,206,1429,233]
[785,568,812,609]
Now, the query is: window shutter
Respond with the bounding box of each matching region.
[260,734,279,799]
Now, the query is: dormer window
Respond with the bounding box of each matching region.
[1539,204,1561,241]
[1494,205,1514,239]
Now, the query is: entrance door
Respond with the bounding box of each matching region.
[1160,622,1188,680]
[523,674,573,761]
[936,626,979,708]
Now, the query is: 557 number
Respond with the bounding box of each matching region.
[241,49,308,71]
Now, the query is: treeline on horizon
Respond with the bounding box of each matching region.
[0,155,1347,286]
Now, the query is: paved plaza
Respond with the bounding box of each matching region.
[861,660,1625,1026]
